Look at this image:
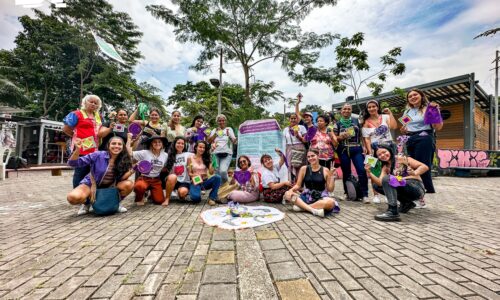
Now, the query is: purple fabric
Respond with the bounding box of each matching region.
[389,175,406,187]
[128,123,142,137]
[137,160,152,174]
[424,105,443,125]
[233,170,251,185]
[239,120,280,134]
[68,151,120,187]
[305,126,317,142]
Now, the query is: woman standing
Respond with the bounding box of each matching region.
[309,115,335,169]
[283,149,339,218]
[401,89,443,205]
[333,103,369,202]
[365,144,428,221]
[129,107,163,150]
[283,113,307,180]
[165,110,186,145]
[185,115,209,152]
[207,114,237,184]
[67,136,134,215]
[99,109,129,151]
[187,141,222,205]
[165,137,192,205]
[361,100,397,203]
[227,155,260,203]
[131,135,169,206]
[63,95,105,188]
[261,149,292,203]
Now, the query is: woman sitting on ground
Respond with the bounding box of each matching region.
[365,144,428,222]
[187,141,221,205]
[130,134,169,206]
[67,136,134,215]
[227,155,260,203]
[283,149,339,218]
[165,137,193,205]
[260,149,292,203]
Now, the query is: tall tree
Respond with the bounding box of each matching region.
[147,0,338,102]
[290,32,405,111]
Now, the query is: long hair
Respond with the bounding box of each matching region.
[165,136,186,172]
[406,88,429,113]
[107,136,132,178]
[194,140,211,168]
[361,100,382,123]
[374,143,395,174]
[190,115,204,127]
[168,110,181,130]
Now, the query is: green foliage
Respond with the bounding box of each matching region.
[147,0,338,102]
[300,104,326,116]
[290,32,405,111]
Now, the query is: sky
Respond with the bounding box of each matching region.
[1,0,499,114]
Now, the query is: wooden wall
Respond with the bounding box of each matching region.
[474,104,490,150]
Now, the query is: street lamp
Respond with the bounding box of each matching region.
[208,49,226,116]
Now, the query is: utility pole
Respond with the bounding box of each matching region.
[495,50,499,150]
[218,48,223,116]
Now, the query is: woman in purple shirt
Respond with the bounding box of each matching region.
[66,136,134,215]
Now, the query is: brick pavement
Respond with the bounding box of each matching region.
[0,171,499,299]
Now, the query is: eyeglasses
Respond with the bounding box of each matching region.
[239,160,248,163]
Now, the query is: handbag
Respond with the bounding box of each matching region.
[90,172,120,216]
[290,148,306,168]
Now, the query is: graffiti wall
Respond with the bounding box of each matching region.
[437,149,500,169]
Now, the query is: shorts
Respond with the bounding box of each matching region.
[175,182,190,190]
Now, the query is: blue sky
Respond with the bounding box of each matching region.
[1,0,499,114]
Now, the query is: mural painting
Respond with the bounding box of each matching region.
[437,149,500,169]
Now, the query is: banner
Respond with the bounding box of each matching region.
[237,119,286,176]
[92,32,126,64]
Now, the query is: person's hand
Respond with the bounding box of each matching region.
[362,147,368,155]
[109,122,116,129]
[382,108,392,115]
[329,165,337,176]
[429,101,440,109]
[127,133,133,141]
[74,138,82,150]
[364,163,372,174]
[400,125,408,134]
[283,181,293,187]
[108,111,117,120]
[275,148,283,155]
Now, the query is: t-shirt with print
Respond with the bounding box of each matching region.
[172,152,194,183]
[210,127,236,154]
[133,150,168,178]
[361,114,393,145]
[283,125,307,145]
[261,163,281,188]
[333,118,361,145]
[310,130,334,160]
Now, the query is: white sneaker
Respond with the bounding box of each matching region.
[372,195,381,204]
[77,204,90,215]
[292,205,303,212]
[118,205,127,213]
[362,196,371,204]
[414,198,427,209]
[312,209,325,218]
[171,190,178,199]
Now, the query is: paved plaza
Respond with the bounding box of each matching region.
[0,171,499,299]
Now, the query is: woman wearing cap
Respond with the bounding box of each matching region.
[333,103,369,202]
[309,114,335,169]
[283,113,307,180]
[63,95,106,189]
[165,137,193,205]
[129,107,163,150]
[207,114,237,183]
[283,148,340,218]
[227,155,260,203]
[130,134,169,206]
[400,89,443,207]
[361,100,397,203]
[365,144,428,221]
[67,135,134,215]
[260,149,292,203]
[294,96,317,146]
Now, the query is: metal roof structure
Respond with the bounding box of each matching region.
[0,105,29,115]
[331,73,492,114]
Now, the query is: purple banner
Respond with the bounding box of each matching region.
[239,120,280,134]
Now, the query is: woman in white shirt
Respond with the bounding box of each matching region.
[283,113,307,180]
[164,137,193,205]
[260,149,292,203]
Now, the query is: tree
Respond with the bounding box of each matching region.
[290,32,405,112]
[147,0,338,102]
[300,104,326,116]
[474,27,500,39]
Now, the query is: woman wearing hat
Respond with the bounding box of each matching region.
[361,100,397,203]
[131,134,169,206]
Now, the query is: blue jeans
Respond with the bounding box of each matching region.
[73,164,90,188]
[189,175,222,203]
[215,154,232,183]
[338,145,368,197]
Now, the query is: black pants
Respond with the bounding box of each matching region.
[406,133,435,193]
[319,159,332,169]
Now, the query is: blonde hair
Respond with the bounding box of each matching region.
[80,94,102,111]
[168,110,181,130]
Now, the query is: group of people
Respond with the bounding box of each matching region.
[64,87,443,222]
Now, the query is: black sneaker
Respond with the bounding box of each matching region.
[374,210,401,222]
[399,201,416,213]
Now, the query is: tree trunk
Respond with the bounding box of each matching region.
[243,64,251,104]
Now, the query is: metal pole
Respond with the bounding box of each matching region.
[218,48,223,116]
[283,100,286,124]
[494,50,499,150]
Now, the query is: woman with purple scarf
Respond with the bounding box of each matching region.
[227,155,260,203]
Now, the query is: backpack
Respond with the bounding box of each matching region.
[345,175,362,201]
[6,156,28,170]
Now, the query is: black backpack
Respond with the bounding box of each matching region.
[6,156,28,170]
[345,175,362,201]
